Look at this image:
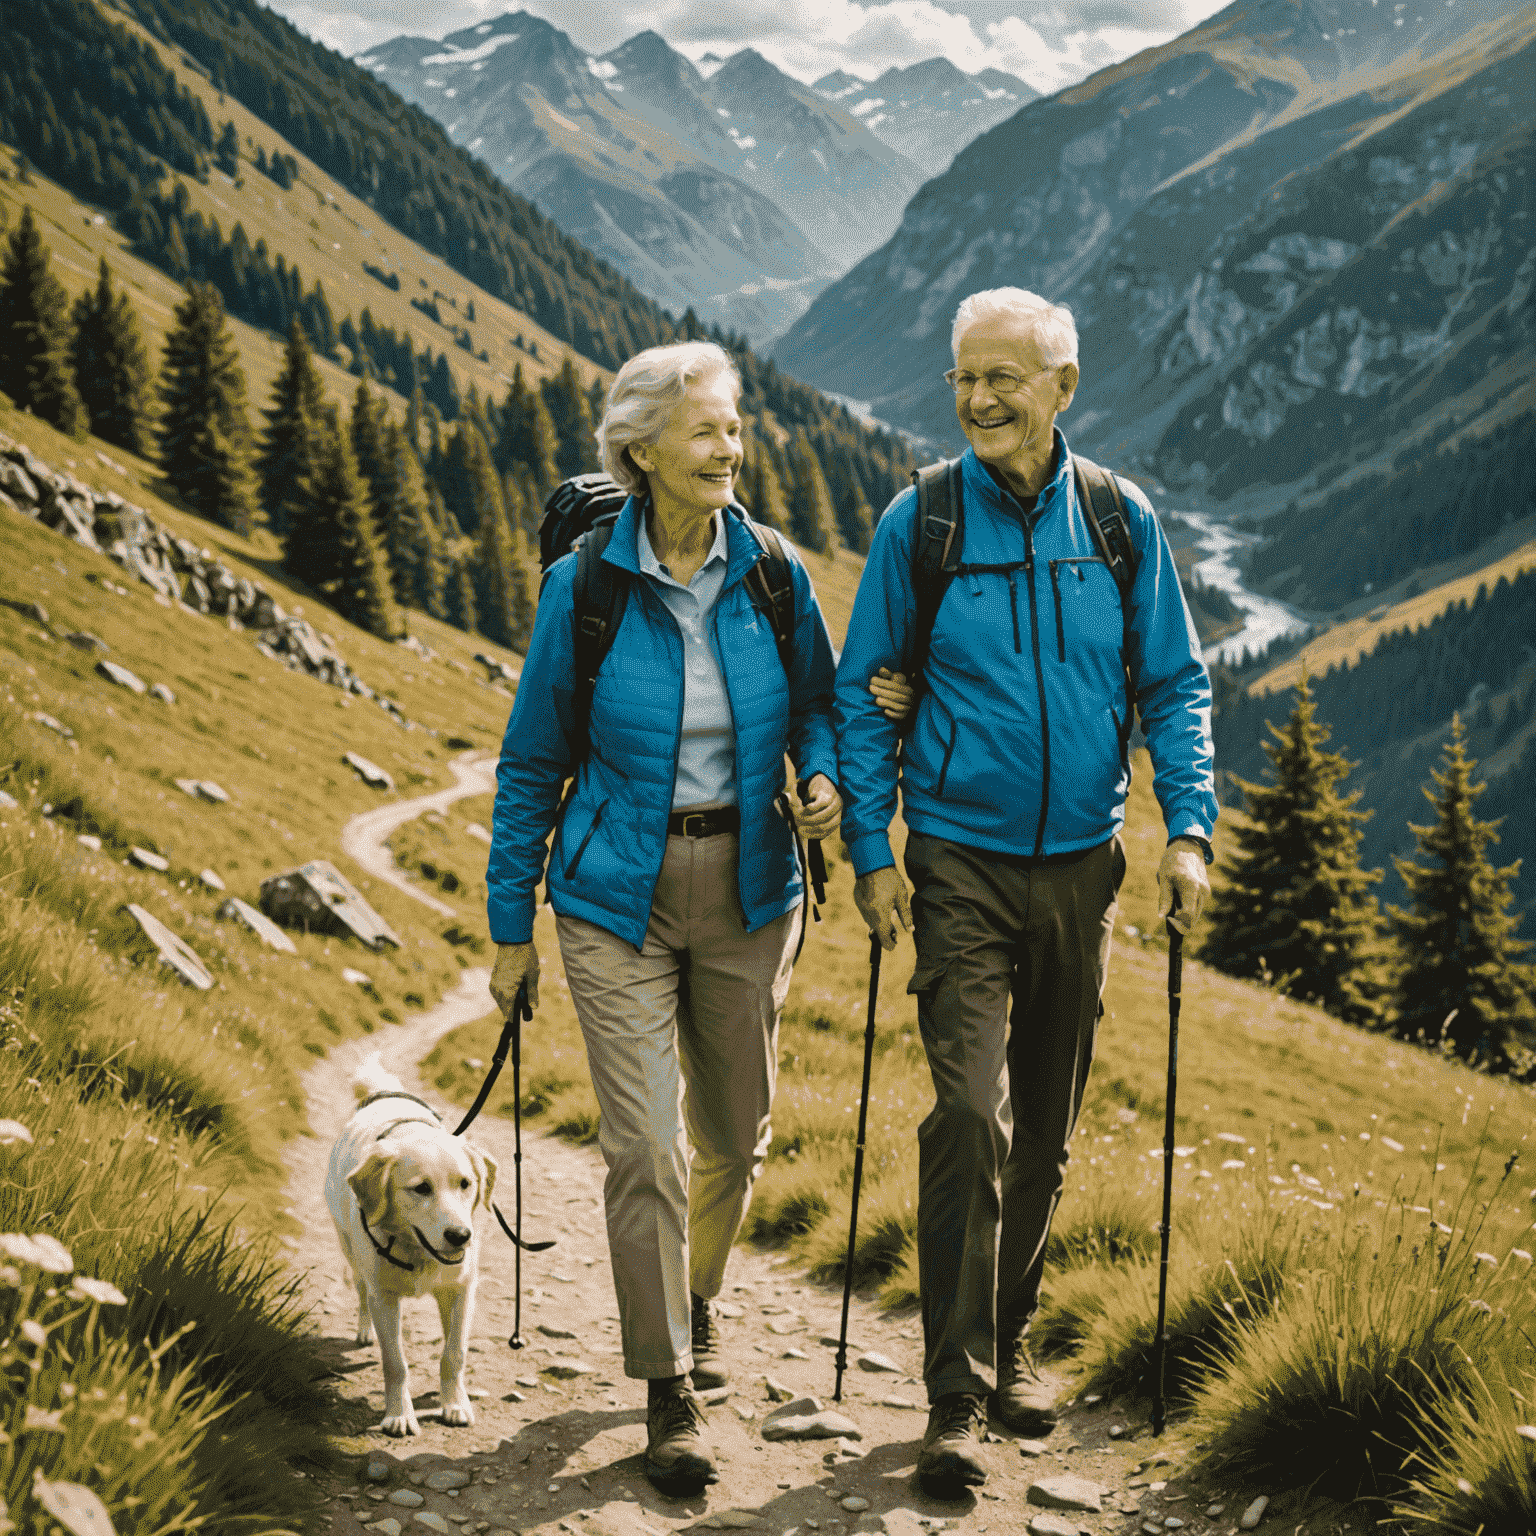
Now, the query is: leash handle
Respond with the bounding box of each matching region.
[453,982,529,1137]
[834,934,881,1403]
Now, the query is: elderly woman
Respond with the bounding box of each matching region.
[486,341,841,1493]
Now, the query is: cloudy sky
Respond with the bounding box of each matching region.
[268,0,1231,93]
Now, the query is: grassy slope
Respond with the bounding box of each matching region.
[1251,530,1536,698]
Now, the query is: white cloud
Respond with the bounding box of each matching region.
[264,0,1226,94]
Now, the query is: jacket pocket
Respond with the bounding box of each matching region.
[1049,557,1107,664]
[932,697,959,799]
[562,796,611,881]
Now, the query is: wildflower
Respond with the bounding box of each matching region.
[33,1469,118,1535]
[1465,1298,1493,1314]
[1380,1136,1404,1152]
[20,1319,46,1346]
[70,1277,127,1306]
[0,1120,32,1148]
[0,1234,73,1274]
[1511,1249,1532,1262]
[1516,1425,1536,1442]
[1473,1251,1498,1266]
[22,1405,67,1432]
[1221,1159,1246,1170]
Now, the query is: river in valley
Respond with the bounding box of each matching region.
[1174,509,1314,666]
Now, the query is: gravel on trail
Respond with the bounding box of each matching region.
[285,764,1248,1536]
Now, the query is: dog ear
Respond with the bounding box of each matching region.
[348,1149,398,1226]
[468,1144,498,1211]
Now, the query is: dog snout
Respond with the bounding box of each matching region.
[443,1226,471,1249]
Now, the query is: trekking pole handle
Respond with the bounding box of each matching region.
[798,780,829,911]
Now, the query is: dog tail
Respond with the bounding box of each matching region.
[352,1050,404,1103]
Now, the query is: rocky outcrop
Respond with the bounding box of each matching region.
[259,860,402,950]
[0,432,393,707]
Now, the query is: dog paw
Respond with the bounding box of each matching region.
[440,1401,475,1428]
[379,1411,420,1437]
[354,1327,375,1346]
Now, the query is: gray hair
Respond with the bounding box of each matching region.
[596,341,742,494]
[951,288,1078,367]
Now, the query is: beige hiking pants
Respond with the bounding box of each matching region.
[556,830,799,1378]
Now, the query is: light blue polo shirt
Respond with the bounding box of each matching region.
[636,510,737,809]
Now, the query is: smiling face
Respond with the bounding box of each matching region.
[349,1127,495,1264]
[952,315,1079,491]
[629,371,743,520]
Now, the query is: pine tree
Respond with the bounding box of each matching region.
[472,500,534,651]
[1388,716,1536,1067]
[444,547,478,635]
[1202,674,1386,1024]
[255,320,327,540]
[0,206,86,434]
[69,259,151,456]
[284,407,401,637]
[215,121,240,177]
[156,280,254,534]
[786,429,839,555]
[540,357,600,479]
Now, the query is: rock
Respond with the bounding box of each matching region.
[764,1377,795,1402]
[388,1490,425,1507]
[175,779,229,803]
[219,897,298,954]
[367,1522,403,1536]
[857,1351,902,1373]
[544,1359,593,1379]
[199,869,226,892]
[366,1458,392,1481]
[1026,1476,1103,1513]
[537,1325,578,1340]
[0,460,39,504]
[1239,1496,1269,1529]
[30,713,73,737]
[1018,1439,1050,1456]
[345,751,395,790]
[733,1402,756,1421]
[77,834,102,851]
[878,1396,916,1409]
[260,860,401,949]
[1027,1517,1081,1536]
[67,631,109,652]
[840,1497,869,1512]
[129,847,170,872]
[463,822,492,845]
[0,790,15,810]
[714,1513,760,1529]
[766,1319,802,1335]
[1164,1520,1185,1530]
[342,968,373,986]
[699,1386,733,1405]
[424,1471,470,1491]
[122,904,212,990]
[781,1348,809,1360]
[1108,1424,1125,1438]
[413,1516,452,1534]
[96,660,147,694]
[761,1398,862,1442]
[1205,1506,1225,1518]
[149,683,176,705]
[715,1301,744,1318]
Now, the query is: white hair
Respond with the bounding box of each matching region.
[596,341,742,494]
[951,288,1078,368]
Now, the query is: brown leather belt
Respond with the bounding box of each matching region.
[667,806,741,838]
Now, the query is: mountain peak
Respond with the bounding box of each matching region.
[604,29,700,89]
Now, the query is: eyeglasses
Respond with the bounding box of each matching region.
[943,364,1058,397]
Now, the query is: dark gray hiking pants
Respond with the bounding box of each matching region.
[903,829,1125,1401]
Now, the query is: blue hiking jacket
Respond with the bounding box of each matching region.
[835,432,1217,876]
[488,496,839,948]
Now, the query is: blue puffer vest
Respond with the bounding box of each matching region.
[487,497,839,949]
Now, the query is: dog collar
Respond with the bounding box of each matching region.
[359,1205,417,1272]
[358,1089,442,1119]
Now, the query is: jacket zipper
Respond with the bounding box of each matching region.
[1048,557,1102,664]
[564,797,609,879]
[1024,523,1051,856]
[1006,570,1022,655]
[933,698,957,798]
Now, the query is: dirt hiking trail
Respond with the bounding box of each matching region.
[287,764,1221,1536]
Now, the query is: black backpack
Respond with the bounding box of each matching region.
[903,453,1138,716]
[537,473,799,763]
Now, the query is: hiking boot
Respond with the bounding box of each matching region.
[914,1392,989,1494]
[689,1291,729,1391]
[644,1382,718,1493]
[993,1325,1058,1436]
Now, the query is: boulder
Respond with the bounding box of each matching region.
[259,861,401,950]
[344,752,394,790]
[96,660,147,695]
[69,632,109,652]
[22,602,49,627]
[129,847,169,872]
[760,1396,862,1442]
[857,1351,902,1373]
[1026,1475,1103,1513]
[0,460,39,504]
[198,869,226,892]
[174,779,228,804]
[342,967,372,986]
[122,904,212,989]
[149,683,176,706]
[0,790,17,809]
[30,713,72,738]
[219,897,298,954]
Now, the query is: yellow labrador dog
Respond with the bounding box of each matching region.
[326,1052,497,1436]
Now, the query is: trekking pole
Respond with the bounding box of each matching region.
[488,982,555,1351]
[1151,915,1184,1436]
[798,781,828,921]
[834,933,882,1403]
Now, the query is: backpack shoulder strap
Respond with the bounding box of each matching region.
[1071,454,1137,602]
[907,457,964,699]
[736,510,798,681]
[569,522,627,762]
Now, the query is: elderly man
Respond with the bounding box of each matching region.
[834,287,1216,1493]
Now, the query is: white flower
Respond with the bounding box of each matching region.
[20,1319,46,1346]
[70,1277,127,1306]
[32,1469,118,1535]
[0,1120,33,1149]
[0,1234,74,1274]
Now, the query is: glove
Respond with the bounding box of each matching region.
[490,940,540,1015]
[1157,840,1211,936]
